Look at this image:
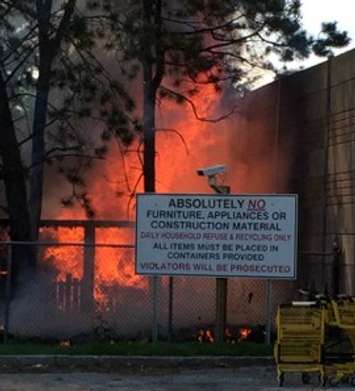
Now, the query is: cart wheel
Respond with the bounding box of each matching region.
[302,373,311,384]
[316,374,322,386]
[350,376,355,387]
[321,376,327,388]
[278,373,284,387]
[329,376,340,387]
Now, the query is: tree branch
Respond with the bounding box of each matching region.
[163,14,246,36]
[51,0,77,52]
[156,128,189,155]
[5,43,39,84]
[160,86,240,123]
[1,0,36,18]
[152,0,165,92]
[17,134,34,148]
[1,22,39,67]
[201,26,266,52]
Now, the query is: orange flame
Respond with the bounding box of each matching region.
[42,83,229,304]
[197,328,215,343]
[41,227,84,280]
[42,80,283,308]
[239,327,252,341]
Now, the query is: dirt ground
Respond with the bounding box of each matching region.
[0,367,350,390]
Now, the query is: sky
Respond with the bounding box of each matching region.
[259,0,355,86]
[301,0,355,66]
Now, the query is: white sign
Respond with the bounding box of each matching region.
[135,193,298,279]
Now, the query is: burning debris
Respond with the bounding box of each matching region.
[59,340,71,348]
[197,328,215,344]
[196,325,263,344]
[239,327,252,342]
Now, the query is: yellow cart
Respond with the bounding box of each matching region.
[274,302,326,387]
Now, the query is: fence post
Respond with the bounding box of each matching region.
[168,276,174,341]
[58,280,65,311]
[82,222,95,315]
[4,243,12,343]
[215,278,228,343]
[214,186,230,344]
[265,279,272,345]
[73,278,80,310]
[152,276,159,342]
[65,273,73,312]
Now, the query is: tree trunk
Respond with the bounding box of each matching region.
[29,55,51,241]
[142,0,162,342]
[142,0,163,193]
[142,1,156,193]
[29,0,75,241]
[29,0,54,242]
[0,71,35,283]
[143,80,156,192]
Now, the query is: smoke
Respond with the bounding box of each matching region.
[227,82,292,194]
[6,71,298,339]
[8,278,91,338]
[5,1,296,337]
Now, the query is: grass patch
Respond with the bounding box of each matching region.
[0,341,272,356]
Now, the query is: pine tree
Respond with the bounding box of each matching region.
[0,0,135,282]
[91,0,349,193]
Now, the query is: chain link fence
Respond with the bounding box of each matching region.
[0,240,297,344]
[0,237,343,344]
[299,242,348,296]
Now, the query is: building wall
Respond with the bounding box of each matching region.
[234,49,355,294]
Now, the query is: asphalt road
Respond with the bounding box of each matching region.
[0,367,351,390]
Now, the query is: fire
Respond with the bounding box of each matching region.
[59,340,71,348]
[40,76,283,313]
[197,328,215,343]
[239,327,252,341]
[41,82,229,305]
[41,227,84,280]
[197,326,253,344]
[94,228,147,306]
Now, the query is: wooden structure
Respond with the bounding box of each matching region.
[41,219,135,314]
[0,219,135,314]
[55,273,82,312]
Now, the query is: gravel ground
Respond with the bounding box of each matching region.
[0,367,351,390]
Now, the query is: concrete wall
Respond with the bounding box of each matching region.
[234,49,355,294]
